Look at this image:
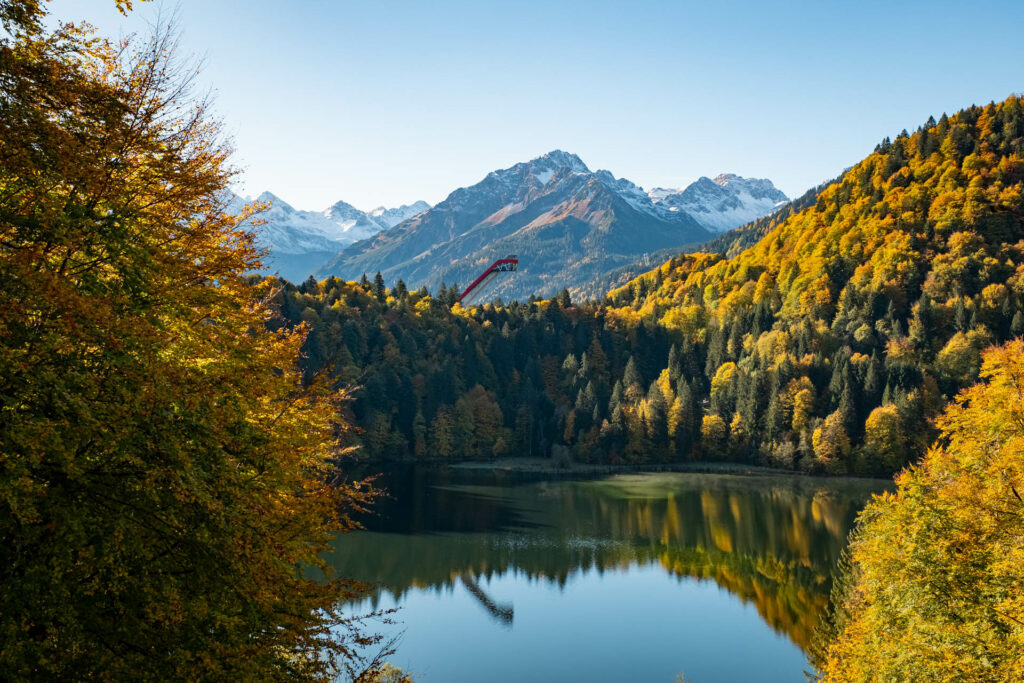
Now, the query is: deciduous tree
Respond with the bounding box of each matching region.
[0,6,375,679]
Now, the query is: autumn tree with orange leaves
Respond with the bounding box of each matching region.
[0,2,382,679]
[814,341,1024,681]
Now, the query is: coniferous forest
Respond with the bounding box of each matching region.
[281,97,1024,477]
[2,0,1024,680]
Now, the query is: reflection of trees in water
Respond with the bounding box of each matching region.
[324,472,884,651]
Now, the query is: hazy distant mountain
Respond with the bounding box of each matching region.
[316,151,786,300]
[230,193,430,282]
[648,174,789,233]
[369,201,431,228]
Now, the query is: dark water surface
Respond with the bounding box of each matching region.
[324,466,887,682]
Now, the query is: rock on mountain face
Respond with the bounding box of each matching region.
[648,174,789,233]
[316,151,720,301]
[230,193,430,282]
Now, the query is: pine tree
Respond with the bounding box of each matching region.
[1012,310,1024,337]
[865,351,882,401]
[623,356,642,391]
[954,296,969,331]
[667,343,682,385]
[609,379,624,415]
[646,380,668,447]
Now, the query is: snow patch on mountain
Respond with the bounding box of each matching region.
[369,200,431,228]
[649,174,789,233]
[230,193,432,255]
[229,193,345,254]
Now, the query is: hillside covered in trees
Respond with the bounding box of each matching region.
[602,96,1024,473]
[283,96,1024,476]
[814,340,1024,680]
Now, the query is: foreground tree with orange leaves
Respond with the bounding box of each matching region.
[0,2,381,679]
[814,340,1024,681]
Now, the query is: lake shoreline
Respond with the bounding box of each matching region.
[406,456,895,482]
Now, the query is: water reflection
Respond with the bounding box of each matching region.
[458,574,514,627]
[324,468,886,652]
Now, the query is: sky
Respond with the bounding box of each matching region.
[49,0,1024,212]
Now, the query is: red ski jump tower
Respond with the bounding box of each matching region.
[459,255,519,305]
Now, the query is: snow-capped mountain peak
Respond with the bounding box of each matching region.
[230,192,431,281]
[648,174,789,233]
[535,149,590,174]
[255,190,289,208]
[369,200,431,228]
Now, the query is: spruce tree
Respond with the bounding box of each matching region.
[667,343,682,385]
[954,296,969,331]
[623,356,642,390]
[1012,310,1024,337]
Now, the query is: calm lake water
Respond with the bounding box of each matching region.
[323,467,887,683]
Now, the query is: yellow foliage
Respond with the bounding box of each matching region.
[818,341,1024,681]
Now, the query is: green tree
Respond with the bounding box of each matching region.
[429,407,454,457]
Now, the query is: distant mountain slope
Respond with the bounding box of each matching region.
[369,200,431,228]
[699,177,835,258]
[316,152,785,300]
[649,174,789,233]
[597,180,814,294]
[231,193,430,282]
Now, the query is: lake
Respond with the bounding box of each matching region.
[323,466,888,682]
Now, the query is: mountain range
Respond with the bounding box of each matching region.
[245,151,788,297]
[229,193,430,282]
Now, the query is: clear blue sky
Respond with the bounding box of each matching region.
[49,0,1024,212]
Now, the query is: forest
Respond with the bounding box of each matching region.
[2,0,1023,678]
[280,98,1024,476]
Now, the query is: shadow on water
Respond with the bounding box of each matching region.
[326,465,889,651]
[352,465,545,535]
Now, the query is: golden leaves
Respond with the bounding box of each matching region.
[818,341,1024,681]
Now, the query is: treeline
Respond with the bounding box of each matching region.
[269,275,688,465]
[280,96,1024,476]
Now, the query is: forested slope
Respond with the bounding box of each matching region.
[603,96,1024,473]
[282,96,1024,476]
[814,340,1024,680]
[271,277,684,464]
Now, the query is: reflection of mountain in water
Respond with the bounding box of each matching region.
[323,469,886,651]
